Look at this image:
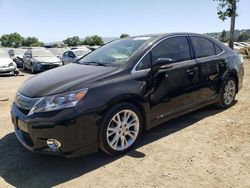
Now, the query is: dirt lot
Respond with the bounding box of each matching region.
[0,61,250,188]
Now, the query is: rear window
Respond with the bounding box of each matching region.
[190,37,215,58]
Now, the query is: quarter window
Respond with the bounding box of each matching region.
[190,37,216,58]
[152,36,191,63]
[214,44,223,55]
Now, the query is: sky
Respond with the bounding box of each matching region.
[0,0,249,42]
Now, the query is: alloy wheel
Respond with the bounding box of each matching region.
[106,109,140,151]
[223,80,236,105]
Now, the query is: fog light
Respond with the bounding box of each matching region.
[47,139,61,150]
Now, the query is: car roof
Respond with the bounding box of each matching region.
[131,32,214,40]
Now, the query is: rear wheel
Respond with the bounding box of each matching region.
[216,77,237,108]
[98,103,143,155]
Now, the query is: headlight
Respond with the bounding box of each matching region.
[28,89,88,116]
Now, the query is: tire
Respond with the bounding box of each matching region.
[98,103,143,156]
[216,77,237,109]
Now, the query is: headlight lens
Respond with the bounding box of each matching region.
[28,89,88,116]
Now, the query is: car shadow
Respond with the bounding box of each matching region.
[0,104,234,187]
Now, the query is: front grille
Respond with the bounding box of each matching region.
[42,64,58,69]
[15,92,40,111]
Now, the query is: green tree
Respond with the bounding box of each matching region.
[63,36,81,46]
[22,37,42,47]
[219,30,227,42]
[120,33,130,38]
[237,34,250,42]
[82,35,104,46]
[0,32,24,47]
[213,0,239,49]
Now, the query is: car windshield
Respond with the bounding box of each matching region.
[32,50,55,57]
[73,49,90,56]
[47,48,67,56]
[77,37,154,66]
[14,49,26,56]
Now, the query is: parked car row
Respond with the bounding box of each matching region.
[0,45,98,75]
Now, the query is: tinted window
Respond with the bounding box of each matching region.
[136,52,152,70]
[68,51,76,58]
[63,52,68,56]
[152,36,191,63]
[214,44,223,55]
[190,37,215,58]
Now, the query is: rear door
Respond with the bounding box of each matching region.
[149,36,201,122]
[189,36,224,99]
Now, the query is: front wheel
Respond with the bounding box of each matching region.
[216,77,237,108]
[98,103,143,156]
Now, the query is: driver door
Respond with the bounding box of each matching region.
[149,36,200,124]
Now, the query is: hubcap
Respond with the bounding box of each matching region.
[106,109,140,151]
[223,80,236,105]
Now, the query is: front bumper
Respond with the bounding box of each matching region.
[0,66,16,74]
[11,103,99,158]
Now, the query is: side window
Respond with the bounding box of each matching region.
[152,36,191,63]
[214,43,223,55]
[69,51,76,58]
[63,52,68,57]
[136,52,152,71]
[190,37,215,58]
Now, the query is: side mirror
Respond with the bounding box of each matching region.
[152,58,174,72]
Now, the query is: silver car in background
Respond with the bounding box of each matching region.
[47,47,68,58]
[23,49,63,73]
[60,47,91,65]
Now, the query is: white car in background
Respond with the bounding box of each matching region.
[60,47,91,65]
[47,47,68,58]
[0,49,19,75]
[8,48,26,68]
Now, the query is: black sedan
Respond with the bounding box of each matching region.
[11,33,244,157]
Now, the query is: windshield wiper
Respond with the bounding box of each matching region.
[80,61,109,67]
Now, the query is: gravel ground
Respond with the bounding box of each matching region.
[0,61,250,188]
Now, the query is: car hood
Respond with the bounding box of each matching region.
[0,58,13,67]
[19,63,118,97]
[34,56,61,63]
